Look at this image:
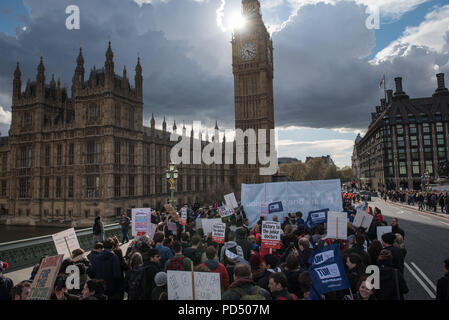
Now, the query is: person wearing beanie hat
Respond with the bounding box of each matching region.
[152,272,168,300]
[0,260,13,300]
[381,232,404,273]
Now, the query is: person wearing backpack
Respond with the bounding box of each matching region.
[268,272,297,300]
[222,264,271,300]
[436,258,449,300]
[93,216,104,245]
[165,241,193,271]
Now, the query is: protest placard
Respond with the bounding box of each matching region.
[52,228,80,259]
[261,221,281,249]
[260,203,269,217]
[352,210,374,229]
[194,272,221,300]
[212,222,226,244]
[305,208,329,231]
[326,211,347,240]
[224,193,238,209]
[268,201,283,214]
[167,271,193,300]
[181,207,187,226]
[377,226,392,241]
[199,218,222,235]
[225,249,248,265]
[132,208,152,237]
[167,271,221,300]
[27,255,64,300]
[218,205,233,218]
[308,244,349,294]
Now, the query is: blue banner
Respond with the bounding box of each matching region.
[308,244,350,294]
[241,179,343,228]
[268,201,284,214]
[305,208,329,230]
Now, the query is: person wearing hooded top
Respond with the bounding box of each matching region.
[200,246,230,293]
[381,232,405,273]
[82,279,108,300]
[220,232,245,283]
[375,249,408,300]
[92,238,122,300]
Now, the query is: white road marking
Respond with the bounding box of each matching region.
[411,262,437,292]
[439,221,449,226]
[405,262,436,299]
[397,211,404,215]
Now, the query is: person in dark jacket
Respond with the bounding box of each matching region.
[92,238,122,300]
[281,254,303,298]
[256,254,281,291]
[343,234,371,266]
[436,258,449,300]
[368,240,383,265]
[87,242,103,266]
[345,253,367,293]
[222,264,271,300]
[142,248,162,300]
[297,238,313,269]
[381,233,405,273]
[376,249,408,300]
[183,235,202,267]
[0,260,13,301]
[235,227,252,261]
[268,272,297,300]
[82,279,108,300]
[92,216,104,244]
[391,218,405,239]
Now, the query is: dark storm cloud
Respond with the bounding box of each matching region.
[0,0,448,134]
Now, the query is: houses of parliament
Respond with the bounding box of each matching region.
[0,0,276,226]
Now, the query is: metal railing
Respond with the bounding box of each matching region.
[0,224,130,271]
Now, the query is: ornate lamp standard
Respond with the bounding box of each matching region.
[166,162,178,210]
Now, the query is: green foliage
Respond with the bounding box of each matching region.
[278,158,354,182]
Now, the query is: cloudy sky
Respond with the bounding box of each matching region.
[0,0,448,167]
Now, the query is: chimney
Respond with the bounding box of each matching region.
[394,77,405,96]
[376,106,380,113]
[387,90,393,104]
[371,112,377,122]
[435,73,448,94]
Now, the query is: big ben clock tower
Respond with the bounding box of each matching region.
[232,0,275,187]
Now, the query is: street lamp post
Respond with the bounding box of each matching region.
[166,162,179,211]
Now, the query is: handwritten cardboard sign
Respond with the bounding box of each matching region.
[52,228,80,259]
[27,255,64,300]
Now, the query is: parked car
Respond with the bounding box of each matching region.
[360,191,372,201]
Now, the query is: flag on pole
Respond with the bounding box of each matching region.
[378,75,385,89]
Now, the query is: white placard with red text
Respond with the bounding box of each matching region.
[212,222,226,244]
[261,221,281,249]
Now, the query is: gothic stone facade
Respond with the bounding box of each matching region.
[0,44,236,227]
[352,74,449,191]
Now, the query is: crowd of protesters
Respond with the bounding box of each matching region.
[1,199,449,301]
[381,190,449,214]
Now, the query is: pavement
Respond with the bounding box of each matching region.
[371,197,449,300]
[5,241,132,286]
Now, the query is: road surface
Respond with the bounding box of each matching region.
[370,197,449,300]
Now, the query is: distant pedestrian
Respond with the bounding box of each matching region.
[119,213,131,244]
[436,258,449,300]
[93,216,104,244]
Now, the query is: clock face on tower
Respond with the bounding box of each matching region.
[240,42,257,61]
